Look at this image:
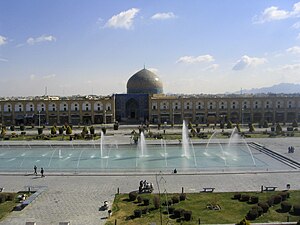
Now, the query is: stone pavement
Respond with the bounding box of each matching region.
[0,137,299,225]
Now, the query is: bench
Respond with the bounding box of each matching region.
[203,187,215,192]
[264,186,277,191]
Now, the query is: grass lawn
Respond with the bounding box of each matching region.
[0,193,19,221]
[106,191,300,225]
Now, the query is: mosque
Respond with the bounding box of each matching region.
[0,68,300,126]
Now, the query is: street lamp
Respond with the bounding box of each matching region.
[38,110,41,128]
[104,110,106,125]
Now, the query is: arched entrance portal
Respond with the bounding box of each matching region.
[126,98,139,121]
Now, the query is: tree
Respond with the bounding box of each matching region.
[236,123,241,132]
[1,126,6,137]
[263,120,269,128]
[59,127,64,135]
[82,126,88,136]
[276,123,282,135]
[89,126,95,135]
[66,126,72,135]
[226,121,233,129]
[50,126,57,135]
[248,123,255,132]
[20,125,25,131]
[37,127,43,135]
[292,119,298,128]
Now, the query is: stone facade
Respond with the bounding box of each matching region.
[1,93,300,126]
[0,95,115,126]
[149,94,300,125]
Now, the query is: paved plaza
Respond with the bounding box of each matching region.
[0,135,300,225]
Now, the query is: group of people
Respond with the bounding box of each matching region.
[139,180,153,193]
[288,146,295,153]
[34,165,45,177]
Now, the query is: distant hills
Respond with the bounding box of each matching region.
[237,83,300,94]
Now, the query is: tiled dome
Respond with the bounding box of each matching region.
[127,68,163,94]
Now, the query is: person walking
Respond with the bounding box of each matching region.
[34,165,37,175]
[41,167,45,177]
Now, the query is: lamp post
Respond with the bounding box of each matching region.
[104,110,106,125]
[38,110,41,128]
[172,107,174,127]
[241,108,244,128]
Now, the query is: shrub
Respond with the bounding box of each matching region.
[171,195,180,204]
[240,194,250,202]
[179,193,186,201]
[236,218,250,225]
[20,125,25,131]
[153,196,160,209]
[281,201,292,212]
[183,210,192,221]
[168,207,175,214]
[134,209,142,218]
[267,197,274,206]
[258,202,269,213]
[173,208,184,218]
[293,204,300,215]
[233,193,241,200]
[10,125,15,131]
[101,127,106,135]
[246,209,258,220]
[251,206,263,216]
[141,207,149,214]
[128,191,138,201]
[5,193,14,201]
[279,192,288,201]
[167,199,173,206]
[137,196,143,203]
[250,196,259,204]
[143,198,150,206]
[273,195,282,204]
[0,194,5,203]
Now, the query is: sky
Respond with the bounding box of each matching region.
[1,0,300,96]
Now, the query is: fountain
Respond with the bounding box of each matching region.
[0,125,284,173]
[138,132,147,157]
[100,130,105,158]
[181,120,190,158]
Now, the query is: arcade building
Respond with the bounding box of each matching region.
[1,68,300,126]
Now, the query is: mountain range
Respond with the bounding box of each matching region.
[235,83,300,94]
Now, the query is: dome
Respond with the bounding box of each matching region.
[127,68,163,94]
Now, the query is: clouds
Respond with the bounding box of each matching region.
[286,46,300,54]
[176,55,214,64]
[232,55,267,70]
[253,1,300,23]
[103,9,177,29]
[105,8,140,30]
[30,74,56,81]
[27,35,56,45]
[151,12,176,20]
[0,35,7,46]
